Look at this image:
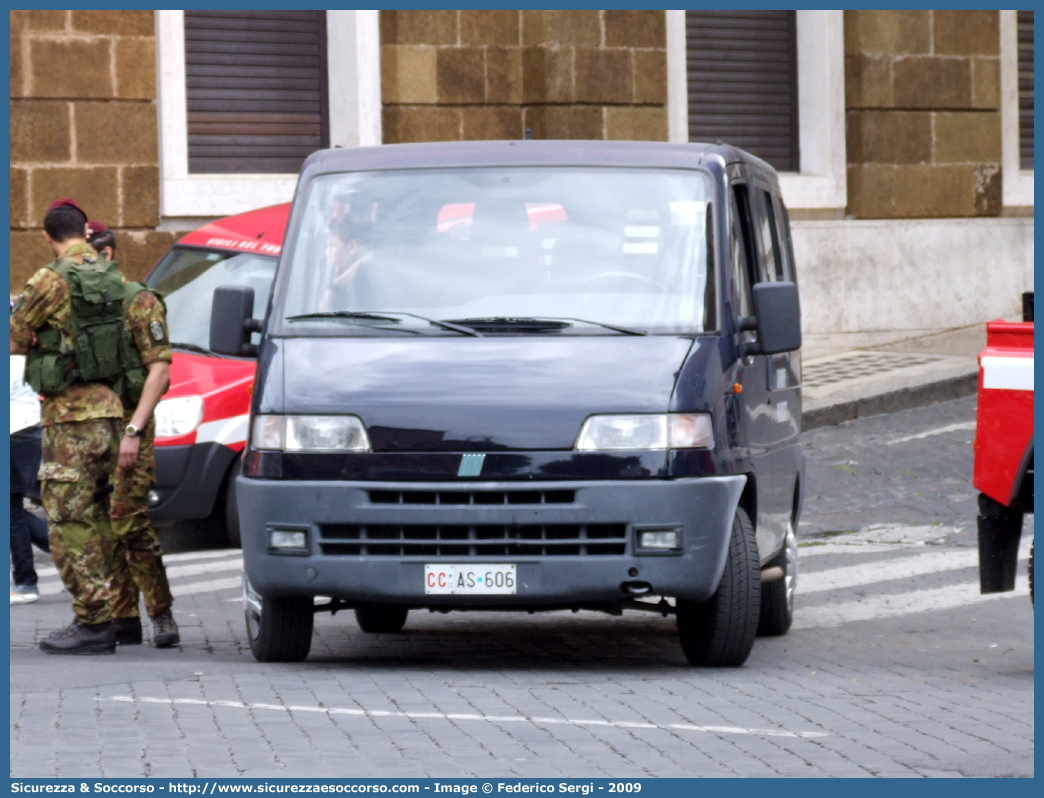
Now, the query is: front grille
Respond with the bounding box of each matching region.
[368,489,575,506]
[318,523,627,557]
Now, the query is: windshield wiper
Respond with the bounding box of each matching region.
[547,317,647,336]
[445,317,647,336]
[287,311,404,323]
[285,310,482,337]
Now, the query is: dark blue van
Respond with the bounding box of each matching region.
[210,141,804,667]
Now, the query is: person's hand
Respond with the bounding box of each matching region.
[118,435,141,471]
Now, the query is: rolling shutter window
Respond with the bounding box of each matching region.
[185,10,328,174]
[686,11,799,172]
[1018,10,1034,170]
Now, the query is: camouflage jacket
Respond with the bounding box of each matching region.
[122,288,172,421]
[10,242,123,426]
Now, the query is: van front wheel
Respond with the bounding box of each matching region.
[676,507,760,667]
[243,576,313,662]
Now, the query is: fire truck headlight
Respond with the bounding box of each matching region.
[155,396,204,437]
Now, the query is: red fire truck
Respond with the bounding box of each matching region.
[144,204,289,545]
[975,292,1034,605]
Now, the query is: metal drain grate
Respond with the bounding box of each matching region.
[803,352,947,389]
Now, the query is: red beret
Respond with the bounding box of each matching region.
[46,198,87,216]
[86,220,109,237]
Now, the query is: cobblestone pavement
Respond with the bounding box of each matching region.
[10,398,1034,778]
[801,395,984,535]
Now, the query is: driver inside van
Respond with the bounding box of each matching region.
[318,200,375,312]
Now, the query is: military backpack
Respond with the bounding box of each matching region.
[25,256,150,409]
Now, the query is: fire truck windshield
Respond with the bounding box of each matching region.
[146,246,277,352]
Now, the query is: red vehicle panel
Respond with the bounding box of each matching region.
[973,304,1034,601]
[177,203,288,256]
[158,354,256,450]
[973,321,1034,506]
[145,204,289,541]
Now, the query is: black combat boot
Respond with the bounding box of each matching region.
[39,620,116,655]
[150,610,180,648]
[112,616,143,645]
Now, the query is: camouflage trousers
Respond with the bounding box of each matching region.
[39,418,121,626]
[109,417,173,619]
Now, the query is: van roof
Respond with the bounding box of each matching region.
[304,140,776,180]
[178,203,291,255]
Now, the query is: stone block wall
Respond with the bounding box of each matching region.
[845,10,1003,218]
[380,10,668,144]
[10,10,176,293]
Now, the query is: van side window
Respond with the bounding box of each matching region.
[755,189,784,282]
[729,186,756,319]
[775,197,796,283]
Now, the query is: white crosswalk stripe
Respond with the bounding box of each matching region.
[33,549,240,579]
[173,576,243,596]
[794,532,1033,628]
[804,548,997,594]
[886,421,976,445]
[161,548,242,564]
[33,551,243,597]
[794,576,1030,629]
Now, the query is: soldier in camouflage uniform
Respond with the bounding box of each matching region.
[88,222,179,647]
[10,199,122,654]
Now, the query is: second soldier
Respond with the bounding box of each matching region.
[88,221,180,647]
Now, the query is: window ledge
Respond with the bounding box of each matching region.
[777,172,846,214]
[161,176,298,218]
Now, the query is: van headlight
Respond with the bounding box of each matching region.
[574,413,714,451]
[251,415,371,452]
[154,396,204,437]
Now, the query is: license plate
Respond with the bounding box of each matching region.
[424,564,517,595]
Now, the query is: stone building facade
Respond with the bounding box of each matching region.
[8,9,1034,337]
[845,10,1003,218]
[380,10,667,143]
[10,9,177,288]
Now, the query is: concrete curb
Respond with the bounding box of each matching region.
[802,372,978,430]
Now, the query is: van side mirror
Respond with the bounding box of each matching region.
[210,286,261,357]
[743,281,801,355]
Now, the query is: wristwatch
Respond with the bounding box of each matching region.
[124,423,141,438]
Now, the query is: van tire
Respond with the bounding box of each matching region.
[676,507,760,667]
[244,578,313,662]
[354,604,409,634]
[224,456,242,548]
[758,521,798,636]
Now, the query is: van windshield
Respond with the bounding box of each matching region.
[277,167,715,335]
[146,247,277,350]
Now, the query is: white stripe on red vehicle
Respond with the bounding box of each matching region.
[981,355,1034,392]
[196,414,250,446]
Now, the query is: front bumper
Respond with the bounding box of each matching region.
[237,475,746,605]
